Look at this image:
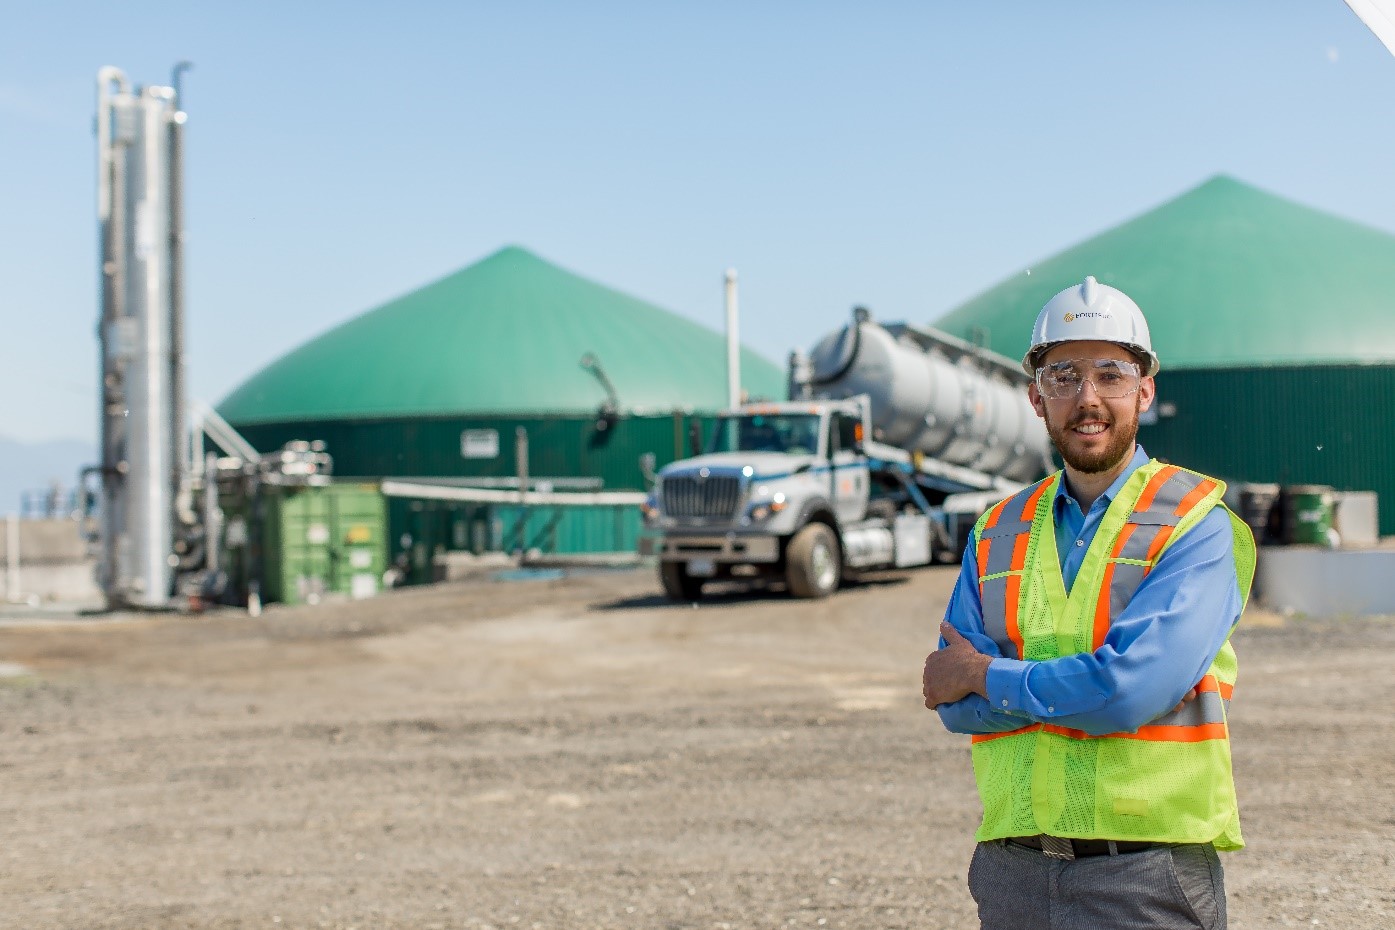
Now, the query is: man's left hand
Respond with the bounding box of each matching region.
[923,622,994,709]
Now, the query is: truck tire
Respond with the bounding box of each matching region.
[785,523,841,598]
[659,561,704,601]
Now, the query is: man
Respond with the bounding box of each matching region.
[921,276,1255,930]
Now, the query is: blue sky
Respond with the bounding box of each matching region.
[4,1,1394,446]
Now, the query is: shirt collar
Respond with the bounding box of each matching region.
[1054,444,1150,516]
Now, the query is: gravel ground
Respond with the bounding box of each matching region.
[1,565,1392,929]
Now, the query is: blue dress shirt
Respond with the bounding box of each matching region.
[935,445,1243,737]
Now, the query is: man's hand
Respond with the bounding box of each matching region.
[923,622,994,709]
[1171,684,1201,715]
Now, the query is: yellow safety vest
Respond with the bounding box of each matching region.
[968,460,1256,849]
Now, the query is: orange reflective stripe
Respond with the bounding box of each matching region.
[1134,465,1180,513]
[1039,722,1229,743]
[1021,475,1055,520]
[1217,680,1234,701]
[971,724,1040,744]
[1094,523,1139,648]
[1174,479,1217,517]
[1140,477,1215,573]
[1004,560,1025,658]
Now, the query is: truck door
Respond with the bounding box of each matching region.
[829,412,869,525]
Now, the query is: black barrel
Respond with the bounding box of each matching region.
[1235,482,1280,545]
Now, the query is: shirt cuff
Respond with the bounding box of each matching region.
[985,657,1032,715]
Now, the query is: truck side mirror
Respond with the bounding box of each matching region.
[687,420,703,456]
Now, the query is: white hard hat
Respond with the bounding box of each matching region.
[1021,276,1160,377]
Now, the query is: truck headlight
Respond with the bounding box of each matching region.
[747,492,787,522]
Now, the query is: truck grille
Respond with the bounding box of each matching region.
[662,473,743,519]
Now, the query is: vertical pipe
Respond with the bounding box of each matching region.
[96,68,129,608]
[724,269,740,409]
[126,87,177,607]
[514,426,529,557]
[5,514,18,603]
[203,451,220,579]
[168,102,189,525]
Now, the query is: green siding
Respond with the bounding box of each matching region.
[1140,365,1395,535]
[391,497,641,584]
[236,413,712,492]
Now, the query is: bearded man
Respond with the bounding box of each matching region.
[921,276,1255,930]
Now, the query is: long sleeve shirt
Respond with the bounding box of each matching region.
[935,445,1243,737]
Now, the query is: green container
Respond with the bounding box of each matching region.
[262,483,388,604]
[1283,485,1335,546]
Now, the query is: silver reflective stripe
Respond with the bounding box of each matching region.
[982,520,1033,540]
[1115,522,1167,562]
[1145,689,1226,727]
[983,530,1020,577]
[1108,562,1148,619]
[980,577,1017,658]
[976,480,1049,662]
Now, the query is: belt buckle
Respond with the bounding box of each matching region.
[1039,834,1076,860]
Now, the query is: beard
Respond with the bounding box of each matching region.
[1043,394,1140,474]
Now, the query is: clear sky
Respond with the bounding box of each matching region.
[4,1,1394,445]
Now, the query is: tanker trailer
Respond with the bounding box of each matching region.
[796,306,1051,483]
[640,307,1053,601]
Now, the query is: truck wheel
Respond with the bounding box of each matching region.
[659,562,704,601]
[785,523,841,598]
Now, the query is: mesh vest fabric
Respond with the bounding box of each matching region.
[966,460,1256,850]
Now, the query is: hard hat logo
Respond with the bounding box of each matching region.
[1022,275,1160,377]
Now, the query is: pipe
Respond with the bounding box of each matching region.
[168,94,191,525]
[724,268,740,409]
[203,451,220,578]
[5,514,18,604]
[96,68,130,607]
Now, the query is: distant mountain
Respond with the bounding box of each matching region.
[0,436,95,516]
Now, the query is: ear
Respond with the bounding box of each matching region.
[1028,382,1046,420]
[1138,376,1156,414]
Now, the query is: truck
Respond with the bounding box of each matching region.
[639,307,1054,600]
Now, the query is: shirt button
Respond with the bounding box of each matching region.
[1076,540,1084,547]
[1001,699,1009,707]
[1048,706,1055,713]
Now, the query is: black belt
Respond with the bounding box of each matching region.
[1007,834,1165,859]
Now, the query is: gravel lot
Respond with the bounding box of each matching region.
[2,565,1392,929]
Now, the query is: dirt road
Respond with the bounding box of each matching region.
[2,566,1392,929]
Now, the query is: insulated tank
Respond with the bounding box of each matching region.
[796,308,1052,483]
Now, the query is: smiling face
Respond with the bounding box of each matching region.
[1028,340,1156,476]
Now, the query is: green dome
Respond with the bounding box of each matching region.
[220,247,785,425]
[934,176,1395,371]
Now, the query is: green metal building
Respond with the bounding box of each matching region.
[934,175,1395,535]
[219,246,786,566]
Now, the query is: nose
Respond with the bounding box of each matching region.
[1075,377,1104,404]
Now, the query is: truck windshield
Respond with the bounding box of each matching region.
[705,414,821,455]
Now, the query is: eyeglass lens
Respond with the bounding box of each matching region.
[1038,359,1140,398]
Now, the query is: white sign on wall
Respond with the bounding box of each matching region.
[461,429,500,459]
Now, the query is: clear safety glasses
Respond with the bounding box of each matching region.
[1035,358,1142,399]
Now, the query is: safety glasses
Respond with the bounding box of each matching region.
[1035,358,1142,399]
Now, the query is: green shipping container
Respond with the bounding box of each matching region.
[262,483,389,605]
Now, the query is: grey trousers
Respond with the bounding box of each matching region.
[967,839,1227,930]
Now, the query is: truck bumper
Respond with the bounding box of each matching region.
[641,533,781,563]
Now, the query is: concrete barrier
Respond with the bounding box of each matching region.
[1257,544,1395,616]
